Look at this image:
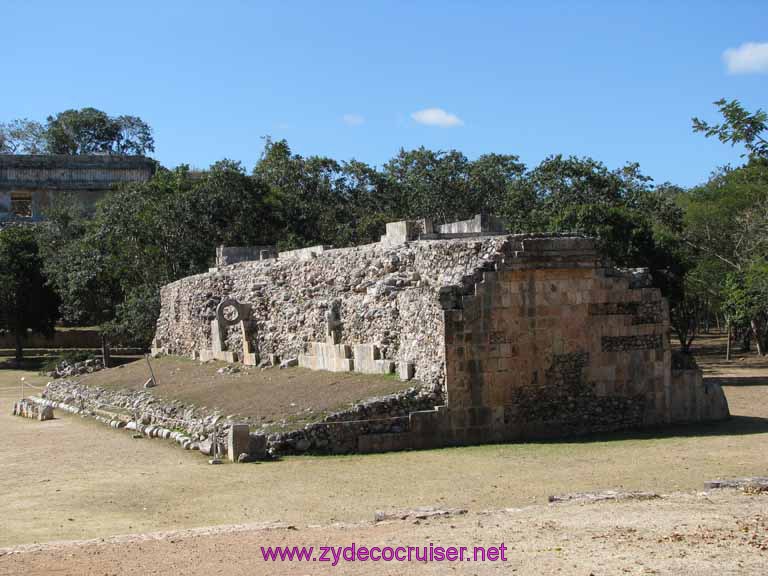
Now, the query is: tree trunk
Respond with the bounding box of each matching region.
[14,328,24,364]
[672,326,688,352]
[685,332,696,353]
[751,318,764,357]
[741,328,751,352]
[101,333,112,368]
[726,320,732,361]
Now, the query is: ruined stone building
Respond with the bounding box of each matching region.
[152,215,729,453]
[0,154,155,222]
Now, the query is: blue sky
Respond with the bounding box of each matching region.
[2,0,766,186]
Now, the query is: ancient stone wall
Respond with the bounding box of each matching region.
[0,154,155,221]
[13,398,54,421]
[436,213,506,235]
[153,226,730,452]
[154,238,508,390]
[38,379,439,456]
[437,237,670,443]
[396,236,728,449]
[215,245,277,267]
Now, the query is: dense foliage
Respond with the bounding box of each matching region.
[0,227,60,361]
[0,107,154,156]
[36,141,682,347]
[9,100,768,355]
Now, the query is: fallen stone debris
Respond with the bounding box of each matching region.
[705,477,768,493]
[548,490,661,504]
[47,358,104,379]
[373,507,468,523]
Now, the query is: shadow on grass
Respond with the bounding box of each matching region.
[528,415,768,447]
[0,357,51,371]
[707,376,768,387]
[0,354,139,372]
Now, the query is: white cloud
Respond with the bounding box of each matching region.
[723,42,768,74]
[342,113,365,126]
[411,107,464,128]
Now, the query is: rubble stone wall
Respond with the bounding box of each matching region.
[39,379,439,456]
[154,237,509,390]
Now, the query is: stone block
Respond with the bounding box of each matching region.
[12,399,54,421]
[330,358,354,372]
[214,350,236,363]
[228,424,251,462]
[354,344,394,374]
[278,245,327,260]
[298,354,316,369]
[382,220,423,246]
[398,361,415,381]
[353,343,379,362]
[199,349,216,362]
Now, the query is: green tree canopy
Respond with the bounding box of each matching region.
[0,227,60,362]
[693,98,767,160]
[0,118,47,154]
[45,108,154,156]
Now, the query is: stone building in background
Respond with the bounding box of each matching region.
[0,154,155,222]
[152,214,730,454]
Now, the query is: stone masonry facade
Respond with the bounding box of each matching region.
[151,215,729,454]
[0,154,155,223]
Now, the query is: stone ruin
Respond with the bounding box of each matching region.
[198,298,258,365]
[13,398,54,421]
[151,214,729,453]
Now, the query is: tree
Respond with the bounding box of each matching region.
[693,99,767,160]
[40,161,273,347]
[114,115,155,156]
[0,119,47,154]
[382,147,472,223]
[37,193,102,325]
[254,138,348,248]
[683,98,768,354]
[0,227,60,362]
[338,159,390,244]
[45,108,154,155]
[45,108,119,154]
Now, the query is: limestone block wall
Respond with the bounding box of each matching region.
[0,154,155,220]
[0,154,155,189]
[430,236,728,445]
[437,213,506,235]
[277,245,330,261]
[215,245,277,267]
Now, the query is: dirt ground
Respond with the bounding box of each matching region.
[76,355,414,427]
[1,489,766,575]
[0,333,766,574]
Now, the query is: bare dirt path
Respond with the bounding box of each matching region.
[1,490,765,575]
